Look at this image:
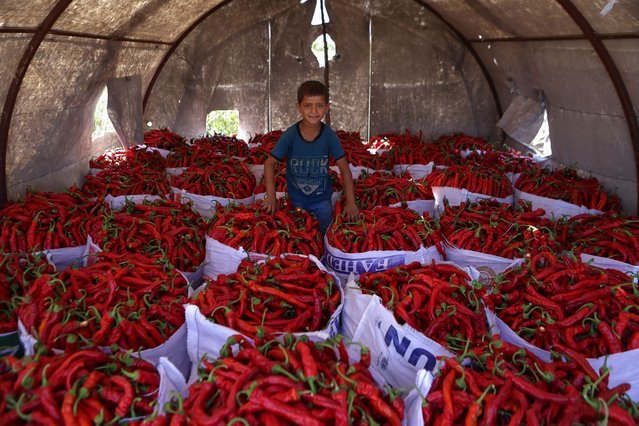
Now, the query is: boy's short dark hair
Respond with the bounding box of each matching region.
[297,80,329,104]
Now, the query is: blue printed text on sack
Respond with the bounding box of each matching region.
[324,254,406,274]
[382,324,437,371]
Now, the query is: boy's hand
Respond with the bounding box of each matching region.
[262,195,277,214]
[343,200,359,222]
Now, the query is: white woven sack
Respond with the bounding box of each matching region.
[182,263,205,290]
[104,194,165,210]
[135,323,191,380]
[146,146,171,158]
[17,319,37,357]
[165,167,187,182]
[391,162,435,179]
[253,191,286,201]
[156,356,189,413]
[323,236,442,285]
[432,186,513,216]
[186,276,342,382]
[17,318,190,379]
[388,200,436,218]
[404,369,435,426]
[349,165,390,180]
[172,187,254,219]
[203,237,252,280]
[42,244,85,271]
[248,164,264,182]
[343,278,453,389]
[83,235,102,266]
[486,309,639,402]
[443,243,523,286]
[187,254,342,380]
[581,254,639,275]
[514,189,603,219]
[340,260,481,337]
[508,172,521,186]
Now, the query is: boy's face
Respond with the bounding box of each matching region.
[297,95,329,126]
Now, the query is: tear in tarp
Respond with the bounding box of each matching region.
[107,75,144,149]
[600,0,618,16]
[496,92,545,147]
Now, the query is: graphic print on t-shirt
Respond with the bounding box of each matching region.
[289,155,329,196]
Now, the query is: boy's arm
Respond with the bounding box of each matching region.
[262,155,279,214]
[335,156,359,221]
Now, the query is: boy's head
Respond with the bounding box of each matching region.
[297,80,329,104]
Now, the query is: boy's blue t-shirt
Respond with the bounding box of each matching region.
[270,122,345,203]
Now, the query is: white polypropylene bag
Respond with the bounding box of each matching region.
[341,276,454,389]
[42,244,85,271]
[135,323,191,380]
[156,357,189,416]
[253,191,286,201]
[182,263,206,290]
[432,186,513,216]
[350,165,391,180]
[188,254,343,379]
[485,309,639,402]
[392,162,435,179]
[404,369,435,426]
[203,237,255,280]
[389,200,436,218]
[17,319,37,357]
[323,236,442,285]
[146,146,171,158]
[514,189,604,219]
[17,319,191,379]
[87,234,203,280]
[165,167,187,183]
[83,235,102,266]
[442,243,523,286]
[580,253,639,275]
[186,286,342,382]
[248,164,264,182]
[172,187,254,219]
[104,194,165,210]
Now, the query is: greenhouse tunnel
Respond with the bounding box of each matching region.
[0,0,638,213]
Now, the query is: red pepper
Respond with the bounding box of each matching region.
[109,375,135,418]
[355,381,402,426]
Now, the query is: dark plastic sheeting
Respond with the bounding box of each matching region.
[369,0,498,139]
[147,0,498,141]
[425,0,581,40]
[0,0,58,28]
[0,34,31,102]
[53,0,217,42]
[6,35,163,199]
[572,0,639,35]
[475,39,637,212]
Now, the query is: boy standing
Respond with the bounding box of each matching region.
[262,80,359,233]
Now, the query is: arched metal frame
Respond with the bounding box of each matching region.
[0,0,74,206]
[0,0,637,207]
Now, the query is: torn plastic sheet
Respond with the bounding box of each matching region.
[496,92,545,147]
[600,0,618,16]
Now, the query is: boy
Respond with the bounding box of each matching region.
[262,80,359,233]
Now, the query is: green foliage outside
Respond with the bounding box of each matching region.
[206,110,239,136]
[311,34,336,67]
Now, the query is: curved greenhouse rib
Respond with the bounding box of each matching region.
[556,0,639,168]
[411,0,504,119]
[142,0,233,110]
[0,0,74,206]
